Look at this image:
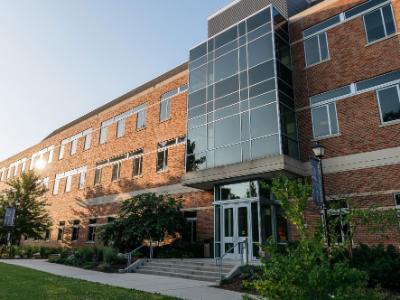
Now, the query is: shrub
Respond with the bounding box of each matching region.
[76,247,95,263]
[349,244,400,292]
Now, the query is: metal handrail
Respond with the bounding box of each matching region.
[216,238,248,281]
[126,243,154,266]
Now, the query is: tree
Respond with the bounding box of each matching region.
[100,193,186,252]
[246,175,393,299]
[0,172,51,248]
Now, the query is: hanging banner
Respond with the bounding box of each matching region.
[310,158,324,207]
[4,207,16,226]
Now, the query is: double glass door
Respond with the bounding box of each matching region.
[222,203,252,260]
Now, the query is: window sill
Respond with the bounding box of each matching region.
[312,133,341,141]
[136,127,146,132]
[365,33,398,47]
[156,168,169,174]
[160,118,171,124]
[304,58,330,70]
[379,119,400,128]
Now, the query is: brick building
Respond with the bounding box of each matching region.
[0,0,399,259]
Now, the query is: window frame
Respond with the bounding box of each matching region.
[311,101,340,139]
[94,167,102,186]
[71,220,80,242]
[376,84,400,125]
[57,222,65,242]
[394,193,400,209]
[79,172,86,190]
[132,155,143,177]
[83,133,92,151]
[111,162,121,182]
[64,176,72,193]
[304,32,330,68]
[326,200,350,245]
[136,109,147,130]
[99,125,108,144]
[160,98,171,122]
[87,219,97,242]
[363,4,397,45]
[116,119,125,138]
[70,139,78,155]
[156,149,168,172]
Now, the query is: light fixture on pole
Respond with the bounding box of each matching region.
[311,141,330,246]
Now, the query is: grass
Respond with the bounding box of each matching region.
[0,262,178,300]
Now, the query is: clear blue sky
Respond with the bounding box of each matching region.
[0,0,230,161]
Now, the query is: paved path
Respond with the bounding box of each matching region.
[0,259,243,300]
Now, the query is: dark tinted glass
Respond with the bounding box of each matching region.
[304,35,320,66]
[189,64,207,92]
[188,125,207,153]
[248,60,274,86]
[277,61,293,85]
[190,42,207,61]
[238,21,246,36]
[250,90,276,109]
[208,38,214,52]
[247,8,271,32]
[303,15,341,38]
[215,104,239,120]
[356,70,400,92]
[241,111,250,140]
[250,104,278,138]
[319,33,329,60]
[240,71,248,89]
[215,75,239,99]
[215,26,238,49]
[239,46,247,71]
[215,92,239,110]
[382,5,396,35]
[275,35,291,68]
[378,86,400,123]
[278,79,293,98]
[215,144,241,167]
[188,88,206,109]
[249,78,275,98]
[214,115,241,147]
[248,33,273,67]
[345,0,387,19]
[364,9,385,43]
[280,104,297,139]
[281,135,299,159]
[188,104,206,119]
[214,50,238,82]
[251,134,280,159]
[248,22,271,42]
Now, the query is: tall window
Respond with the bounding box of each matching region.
[83,133,92,150]
[57,221,65,241]
[327,200,350,244]
[79,172,86,189]
[71,220,80,241]
[311,102,339,139]
[377,85,400,124]
[304,32,329,67]
[59,142,65,160]
[116,119,125,138]
[94,167,102,186]
[160,98,171,122]
[70,139,78,155]
[156,140,175,172]
[53,178,60,195]
[65,176,72,193]
[136,109,147,130]
[395,193,400,209]
[183,211,197,243]
[130,149,144,177]
[87,219,97,242]
[44,229,51,241]
[99,125,108,144]
[111,162,121,181]
[363,5,396,44]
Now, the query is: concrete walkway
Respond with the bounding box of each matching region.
[0,259,243,300]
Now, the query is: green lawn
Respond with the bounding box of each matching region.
[0,262,178,300]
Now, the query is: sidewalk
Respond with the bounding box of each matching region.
[0,259,243,300]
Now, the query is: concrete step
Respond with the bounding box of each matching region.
[136,269,220,282]
[138,265,224,276]
[150,259,237,268]
[144,261,233,272]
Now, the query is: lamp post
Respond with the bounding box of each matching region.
[312,141,330,246]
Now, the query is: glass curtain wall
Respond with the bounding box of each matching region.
[186,6,299,172]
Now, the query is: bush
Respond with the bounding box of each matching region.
[349,244,400,292]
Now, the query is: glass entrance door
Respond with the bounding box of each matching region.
[222,203,252,260]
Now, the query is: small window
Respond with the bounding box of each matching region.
[364,5,396,44]
[70,139,78,155]
[83,133,92,150]
[327,200,350,244]
[59,143,65,160]
[377,85,400,124]
[136,109,147,130]
[311,102,339,139]
[79,172,86,189]
[160,98,171,122]
[71,220,80,241]
[132,156,143,177]
[99,126,108,144]
[111,162,121,181]
[65,176,72,193]
[94,168,102,186]
[304,32,329,67]
[395,193,400,208]
[156,149,168,172]
[87,219,97,242]
[44,229,51,241]
[53,178,60,195]
[57,222,65,241]
[116,119,125,138]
